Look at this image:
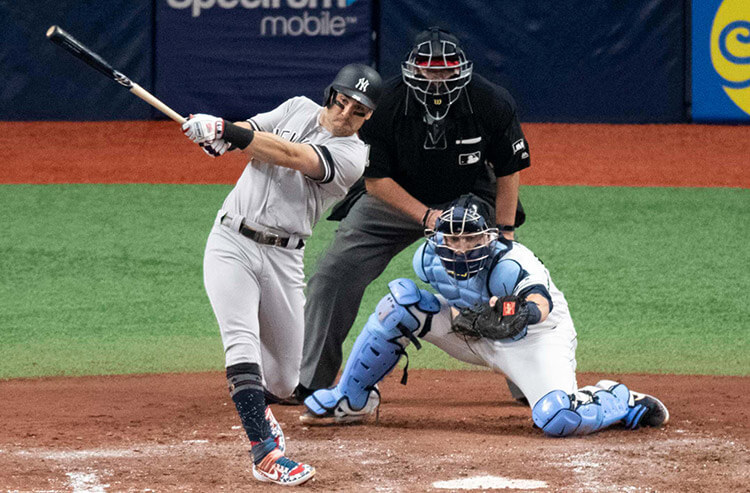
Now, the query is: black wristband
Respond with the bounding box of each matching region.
[499,224,516,232]
[421,208,432,227]
[526,301,542,325]
[223,121,255,150]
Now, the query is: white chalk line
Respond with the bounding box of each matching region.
[433,475,548,490]
[66,471,110,493]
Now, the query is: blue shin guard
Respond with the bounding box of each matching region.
[304,279,439,417]
[532,383,631,437]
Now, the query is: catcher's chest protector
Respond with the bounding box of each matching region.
[422,247,490,310]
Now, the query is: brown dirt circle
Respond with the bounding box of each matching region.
[1,371,748,492]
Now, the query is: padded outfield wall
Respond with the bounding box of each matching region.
[1,0,748,122]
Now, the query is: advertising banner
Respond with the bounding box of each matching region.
[155,0,373,121]
[378,0,685,123]
[1,1,153,120]
[692,0,750,121]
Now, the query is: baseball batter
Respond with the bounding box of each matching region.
[181,63,382,486]
[301,195,669,437]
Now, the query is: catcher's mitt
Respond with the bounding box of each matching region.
[451,295,530,341]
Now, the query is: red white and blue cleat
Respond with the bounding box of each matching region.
[265,406,286,453]
[252,447,316,486]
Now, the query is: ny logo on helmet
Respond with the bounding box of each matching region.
[355,77,370,92]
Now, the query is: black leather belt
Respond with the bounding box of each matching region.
[222,216,304,249]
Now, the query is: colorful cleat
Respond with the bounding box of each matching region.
[299,388,380,426]
[266,406,286,453]
[252,447,315,486]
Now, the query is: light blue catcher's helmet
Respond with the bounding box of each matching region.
[426,196,498,280]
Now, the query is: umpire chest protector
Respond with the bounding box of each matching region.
[360,75,530,207]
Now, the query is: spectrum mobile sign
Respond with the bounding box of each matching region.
[155,0,372,122]
[166,0,362,36]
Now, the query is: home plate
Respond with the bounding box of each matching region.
[433,475,548,490]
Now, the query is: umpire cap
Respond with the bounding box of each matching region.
[326,63,383,110]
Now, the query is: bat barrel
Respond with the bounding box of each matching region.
[47,25,183,122]
[46,25,131,87]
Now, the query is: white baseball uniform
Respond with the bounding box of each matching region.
[203,96,368,398]
[415,241,579,408]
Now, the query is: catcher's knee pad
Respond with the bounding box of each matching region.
[532,383,631,437]
[330,278,439,410]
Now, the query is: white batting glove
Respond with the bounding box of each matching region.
[182,113,224,144]
[200,139,231,157]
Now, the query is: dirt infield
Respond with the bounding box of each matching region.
[1,371,748,492]
[0,122,748,491]
[1,122,748,187]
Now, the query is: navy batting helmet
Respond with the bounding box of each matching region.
[402,27,473,121]
[427,195,498,279]
[325,63,383,111]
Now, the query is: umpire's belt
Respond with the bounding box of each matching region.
[219,212,304,250]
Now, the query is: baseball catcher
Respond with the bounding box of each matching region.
[300,195,669,437]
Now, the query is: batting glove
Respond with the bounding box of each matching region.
[182,113,224,144]
[200,139,231,157]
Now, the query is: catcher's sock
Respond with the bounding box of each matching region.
[232,388,272,443]
[251,437,278,464]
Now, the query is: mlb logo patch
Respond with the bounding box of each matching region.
[459,151,481,165]
[512,139,525,154]
[502,301,516,316]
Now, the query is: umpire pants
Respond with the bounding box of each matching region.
[299,194,426,390]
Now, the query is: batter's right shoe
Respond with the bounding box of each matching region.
[252,447,315,486]
[595,380,669,429]
[299,388,380,426]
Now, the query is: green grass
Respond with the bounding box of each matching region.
[0,184,747,379]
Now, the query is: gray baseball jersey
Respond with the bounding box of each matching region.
[204,96,368,397]
[220,96,368,238]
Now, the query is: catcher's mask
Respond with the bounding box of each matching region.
[402,27,473,121]
[426,201,497,280]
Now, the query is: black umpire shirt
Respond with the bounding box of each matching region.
[358,74,531,208]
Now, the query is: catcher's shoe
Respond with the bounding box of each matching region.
[252,447,315,486]
[625,391,670,428]
[595,380,669,429]
[265,406,286,454]
[299,388,380,426]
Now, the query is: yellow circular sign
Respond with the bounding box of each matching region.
[710,0,750,115]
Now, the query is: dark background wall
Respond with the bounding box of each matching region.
[0,0,718,123]
[2,0,154,120]
[378,0,687,122]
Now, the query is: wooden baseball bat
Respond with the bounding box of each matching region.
[46,25,185,123]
